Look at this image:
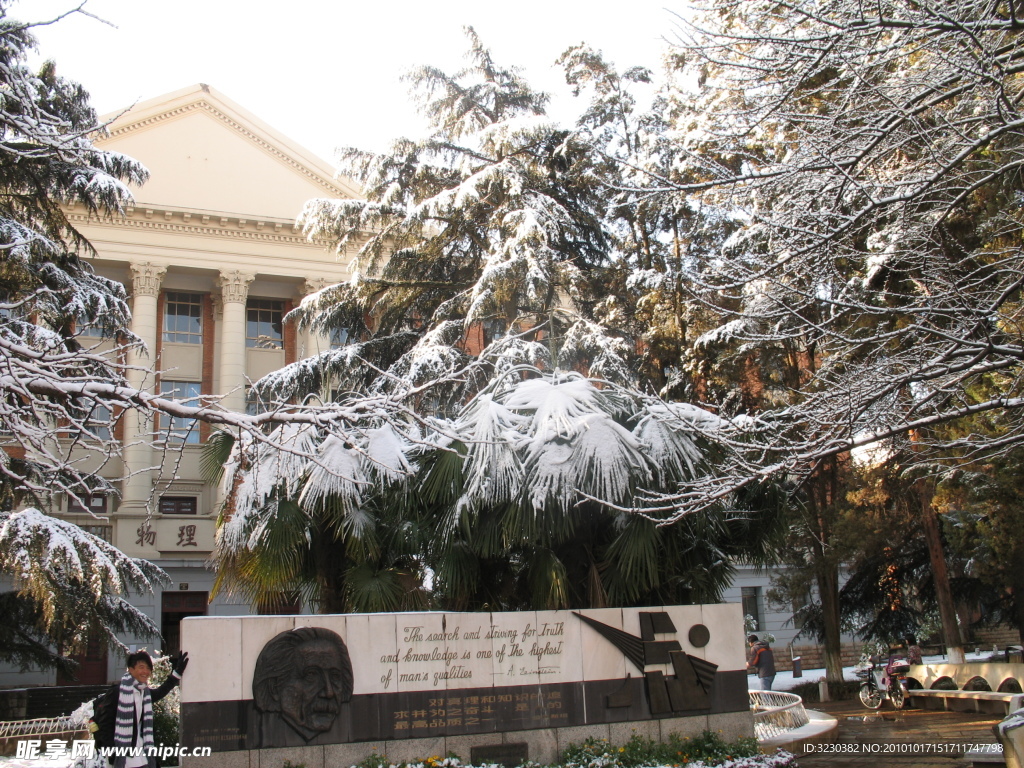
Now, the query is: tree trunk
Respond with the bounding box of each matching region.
[1010,556,1024,645]
[918,481,965,663]
[314,524,349,614]
[805,460,846,684]
[817,563,845,684]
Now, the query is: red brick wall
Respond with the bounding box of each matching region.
[284,300,297,366]
[462,322,486,356]
[200,294,215,442]
[974,626,1022,646]
[773,642,865,673]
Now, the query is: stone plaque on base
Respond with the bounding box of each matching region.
[471,742,529,767]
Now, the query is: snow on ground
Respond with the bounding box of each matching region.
[755,651,998,693]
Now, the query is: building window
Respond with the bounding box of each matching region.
[742,586,762,632]
[245,385,272,416]
[80,524,112,542]
[85,404,112,441]
[482,318,507,346]
[160,496,198,515]
[329,327,350,348]
[159,380,201,443]
[78,324,108,339]
[164,292,203,344]
[246,299,284,349]
[68,494,108,515]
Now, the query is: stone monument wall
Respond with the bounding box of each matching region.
[179,604,753,767]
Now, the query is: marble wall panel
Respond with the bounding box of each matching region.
[184,604,746,712]
[325,740,386,767]
[576,608,627,681]
[343,613,397,695]
[504,726,558,765]
[708,710,755,741]
[698,604,747,670]
[240,616,296,700]
[657,714,710,741]
[395,612,453,693]
[532,610,580,685]
[291,613,348,638]
[555,723,611,754]
[621,608,671,678]
[255,745,324,768]
[383,735,446,763]
[488,610,540,688]
[441,612,495,691]
[180,617,244,703]
[444,731,510,760]
[656,605,707,659]
[609,718,660,745]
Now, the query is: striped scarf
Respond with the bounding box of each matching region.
[113,671,154,757]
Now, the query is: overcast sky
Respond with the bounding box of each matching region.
[17,1,682,164]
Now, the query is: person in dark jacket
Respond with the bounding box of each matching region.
[93,650,188,768]
[747,634,776,691]
[904,635,923,665]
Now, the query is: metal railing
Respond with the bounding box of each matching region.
[0,715,88,757]
[0,716,77,738]
[749,689,811,741]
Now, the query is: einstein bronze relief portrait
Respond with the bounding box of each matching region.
[252,627,354,742]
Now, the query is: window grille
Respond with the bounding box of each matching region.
[163,292,203,344]
[159,380,202,443]
[246,299,284,349]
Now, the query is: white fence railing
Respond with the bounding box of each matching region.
[0,715,86,757]
[0,716,77,739]
[749,689,811,741]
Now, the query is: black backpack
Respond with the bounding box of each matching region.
[90,685,118,748]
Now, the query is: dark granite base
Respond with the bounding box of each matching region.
[182,670,748,751]
[177,709,757,768]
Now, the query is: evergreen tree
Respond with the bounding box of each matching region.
[213,32,784,612]
[0,5,163,671]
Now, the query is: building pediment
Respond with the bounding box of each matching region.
[95,84,359,222]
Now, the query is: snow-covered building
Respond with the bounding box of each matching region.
[1,84,360,686]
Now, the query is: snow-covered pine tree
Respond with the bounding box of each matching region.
[270,27,630,408]
[557,43,744,405]
[0,5,165,669]
[210,32,780,612]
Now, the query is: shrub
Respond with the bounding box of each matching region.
[146,654,181,767]
[561,730,783,768]
[348,733,794,768]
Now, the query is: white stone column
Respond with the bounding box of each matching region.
[302,277,334,357]
[121,262,166,513]
[216,270,254,414]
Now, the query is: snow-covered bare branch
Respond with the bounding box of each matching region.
[630,0,1024,518]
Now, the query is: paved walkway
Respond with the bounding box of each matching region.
[795,699,1004,767]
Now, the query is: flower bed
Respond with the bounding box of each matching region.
[351,731,797,768]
